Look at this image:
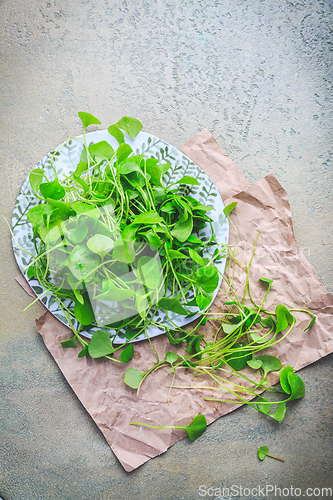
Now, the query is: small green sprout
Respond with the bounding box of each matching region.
[258,446,284,462]
[130,414,207,441]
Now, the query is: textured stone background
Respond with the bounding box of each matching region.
[0,1,332,499]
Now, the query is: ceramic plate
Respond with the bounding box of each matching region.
[12,130,229,343]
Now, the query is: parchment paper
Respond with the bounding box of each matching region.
[16,129,333,472]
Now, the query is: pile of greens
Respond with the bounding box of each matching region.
[125,249,314,427]
[21,112,225,359]
[13,111,315,438]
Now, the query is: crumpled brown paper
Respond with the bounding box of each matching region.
[16,129,333,472]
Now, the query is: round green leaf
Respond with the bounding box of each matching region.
[256,396,271,414]
[93,283,135,302]
[258,446,268,461]
[40,179,66,201]
[67,221,89,244]
[270,402,287,422]
[26,204,53,227]
[196,293,211,310]
[174,176,199,186]
[257,355,282,379]
[88,330,115,358]
[171,216,193,243]
[78,111,101,129]
[116,116,142,140]
[74,294,95,325]
[184,414,207,441]
[225,343,252,371]
[29,168,45,194]
[279,365,294,395]
[195,265,219,293]
[132,211,163,225]
[60,336,77,348]
[88,140,114,160]
[120,343,134,363]
[87,234,114,258]
[124,368,145,389]
[137,255,162,290]
[107,124,125,145]
[247,356,263,370]
[223,202,237,217]
[67,245,100,281]
[287,371,305,400]
[165,351,178,365]
[159,297,188,315]
[275,304,295,333]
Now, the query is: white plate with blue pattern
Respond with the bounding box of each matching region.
[12,130,229,343]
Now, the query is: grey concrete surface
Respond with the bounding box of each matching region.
[0,1,332,499]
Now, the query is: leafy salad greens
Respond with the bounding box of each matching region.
[17,112,225,360]
[11,111,316,441]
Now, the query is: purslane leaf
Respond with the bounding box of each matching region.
[174,176,199,186]
[66,245,100,281]
[159,297,188,315]
[223,202,237,217]
[87,234,114,258]
[27,204,53,227]
[171,216,193,242]
[137,255,162,290]
[74,294,95,326]
[189,248,205,267]
[115,116,142,140]
[225,343,252,370]
[78,111,101,129]
[132,211,164,225]
[107,124,125,145]
[88,330,115,358]
[124,368,145,389]
[29,168,45,194]
[165,351,178,365]
[60,336,77,348]
[275,304,295,333]
[117,143,133,164]
[120,343,134,363]
[89,141,114,160]
[40,179,66,201]
[195,265,219,293]
[257,355,282,379]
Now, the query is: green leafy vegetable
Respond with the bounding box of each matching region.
[275,304,295,333]
[130,414,207,441]
[124,368,145,389]
[40,179,66,200]
[171,216,193,242]
[159,297,188,315]
[74,294,95,325]
[29,168,45,194]
[279,366,305,400]
[88,330,115,358]
[60,336,77,348]
[257,355,282,380]
[107,124,124,144]
[165,351,178,365]
[78,111,101,130]
[258,446,284,462]
[223,202,237,217]
[120,344,134,363]
[174,176,199,186]
[115,116,142,140]
[16,110,316,433]
[86,234,114,258]
[225,343,252,370]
